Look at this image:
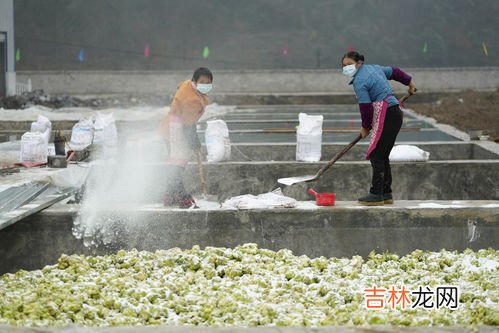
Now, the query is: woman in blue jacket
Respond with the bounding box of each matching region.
[342,51,417,206]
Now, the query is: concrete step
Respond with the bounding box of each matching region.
[227,142,499,161]
[2,126,445,145]
[206,91,453,105]
[198,131,460,143]
[211,112,419,121]
[1,200,497,274]
[79,160,499,201]
[2,139,497,165]
[198,119,432,130]
[177,160,499,201]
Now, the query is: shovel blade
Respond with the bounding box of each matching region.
[278,175,317,186]
[193,197,221,209]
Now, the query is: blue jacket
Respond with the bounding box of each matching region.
[349,64,399,107]
[349,64,412,129]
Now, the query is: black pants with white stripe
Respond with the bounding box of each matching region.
[369,105,403,195]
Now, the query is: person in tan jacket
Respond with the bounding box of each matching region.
[158,67,213,208]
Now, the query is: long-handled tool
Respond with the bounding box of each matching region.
[194,151,220,205]
[278,94,414,186]
[196,150,208,198]
[398,93,414,106]
[278,134,362,186]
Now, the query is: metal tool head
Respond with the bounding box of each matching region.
[277,175,317,186]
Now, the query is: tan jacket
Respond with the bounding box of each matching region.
[158,80,209,139]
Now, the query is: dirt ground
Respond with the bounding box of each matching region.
[411,90,499,142]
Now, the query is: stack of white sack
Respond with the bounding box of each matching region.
[20,115,52,163]
[69,118,94,151]
[205,119,231,162]
[222,188,297,210]
[68,112,118,154]
[93,112,118,155]
[296,113,323,162]
[389,145,430,162]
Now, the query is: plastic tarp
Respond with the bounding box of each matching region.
[389,145,430,162]
[222,188,296,210]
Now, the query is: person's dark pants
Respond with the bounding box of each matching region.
[164,139,191,201]
[164,165,190,199]
[368,105,403,195]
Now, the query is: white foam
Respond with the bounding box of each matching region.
[418,203,465,209]
[461,255,499,273]
[480,203,499,208]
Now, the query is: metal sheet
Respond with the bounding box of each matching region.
[0,182,48,213]
[0,186,77,231]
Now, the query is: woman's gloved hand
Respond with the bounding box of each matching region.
[360,127,370,139]
[408,81,418,95]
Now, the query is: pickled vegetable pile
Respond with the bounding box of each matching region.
[0,244,497,327]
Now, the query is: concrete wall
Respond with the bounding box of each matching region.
[227,143,499,162]
[183,161,499,201]
[16,67,499,96]
[79,160,499,202]
[0,0,15,95]
[1,204,498,274]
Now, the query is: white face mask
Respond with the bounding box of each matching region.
[342,64,358,77]
[196,83,212,94]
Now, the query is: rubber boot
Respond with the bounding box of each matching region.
[177,194,196,209]
[383,193,393,205]
[358,159,384,206]
[383,159,394,204]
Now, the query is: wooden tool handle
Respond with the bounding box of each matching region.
[314,93,413,179]
[315,134,362,178]
[196,151,207,195]
[399,89,416,104]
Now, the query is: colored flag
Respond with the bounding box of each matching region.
[482,42,488,56]
[15,48,20,62]
[78,49,85,62]
[144,43,150,58]
[348,45,354,52]
[202,46,210,59]
[422,42,428,54]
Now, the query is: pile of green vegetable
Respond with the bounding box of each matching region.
[0,244,497,327]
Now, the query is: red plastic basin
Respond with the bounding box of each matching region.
[307,188,336,206]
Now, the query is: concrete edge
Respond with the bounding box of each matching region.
[41,201,499,215]
[475,140,499,156]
